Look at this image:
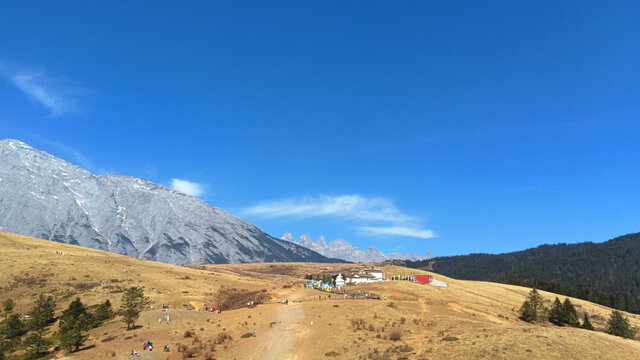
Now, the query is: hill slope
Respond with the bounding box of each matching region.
[0,139,334,265]
[407,232,640,313]
[1,231,640,359]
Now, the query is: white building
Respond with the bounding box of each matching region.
[335,273,345,288]
[345,268,385,284]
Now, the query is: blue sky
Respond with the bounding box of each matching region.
[1,1,639,257]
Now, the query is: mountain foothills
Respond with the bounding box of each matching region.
[0,139,335,265]
[281,232,435,263]
[1,231,640,359]
[407,232,640,315]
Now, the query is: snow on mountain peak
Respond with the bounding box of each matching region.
[281,231,295,243]
[0,140,335,265]
[281,231,435,263]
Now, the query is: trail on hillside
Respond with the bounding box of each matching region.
[249,304,310,360]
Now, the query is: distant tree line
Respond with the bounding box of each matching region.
[406,232,640,314]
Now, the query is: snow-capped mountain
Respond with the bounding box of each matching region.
[280,232,436,263]
[0,139,335,265]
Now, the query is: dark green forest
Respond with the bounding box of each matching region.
[406,232,640,314]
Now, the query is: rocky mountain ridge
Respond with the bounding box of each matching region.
[0,139,335,265]
[281,231,435,263]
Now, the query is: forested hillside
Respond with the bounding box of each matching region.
[406,233,640,314]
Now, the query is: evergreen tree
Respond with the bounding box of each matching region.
[581,313,594,330]
[25,294,56,357]
[606,310,637,339]
[24,332,51,358]
[562,298,580,327]
[2,299,14,321]
[519,300,537,323]
[548,297,564,325]
[528,289,544,315]
[59,298,93,352]
[4,313,26,338]
[118,287,149,329]
[94,299,113,322]
[60,298,86,324]
[27,295,56,330]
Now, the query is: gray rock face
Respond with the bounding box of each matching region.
[0,139,334,265]
[281,232,435,263]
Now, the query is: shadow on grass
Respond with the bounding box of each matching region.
[77,344,96,352]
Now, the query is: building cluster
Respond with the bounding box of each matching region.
[341,268,385,285]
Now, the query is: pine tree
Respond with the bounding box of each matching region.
[548,297,563,325]
[2,299,14,321]
[528,289,544,315]
[94,299,113,322]
[61,298,86,324]
[581,313,594,330]
[519,300,537,323]
[606,310,637,339]
[25,295,56,357]
[562,298,580,327]
[59,298,93,352]
[28,295,56,330]
[24,332,51,357]
[119,287,149,329]
[4,313,26,338]
[520,289,546,322]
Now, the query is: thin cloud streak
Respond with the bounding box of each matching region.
[359,226,436,239]
[243,194,436,239]
[0,61,78,116]
[242,194,415,223]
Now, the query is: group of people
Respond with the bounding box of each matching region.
[206,306,222,313]
[158,315,170,325]
[132,342,169,355]
[141,340,153,351]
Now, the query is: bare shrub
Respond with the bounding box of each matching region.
[389,330,402,341]
[182,346,201,358]
[351,318,366,330]
[184,330,194,338]
[215,331,232,344]
[325,350,340,356]
[73,282,100,290]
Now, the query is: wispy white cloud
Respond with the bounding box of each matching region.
[242,194,414,223]
[358,226,436,239]
[171,179,205,198]
[0,61,78,116]
[243,194,436,239]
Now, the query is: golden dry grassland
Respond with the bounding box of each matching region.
[1,231,639,359]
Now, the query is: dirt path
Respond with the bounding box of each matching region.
[249,303,311,360]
